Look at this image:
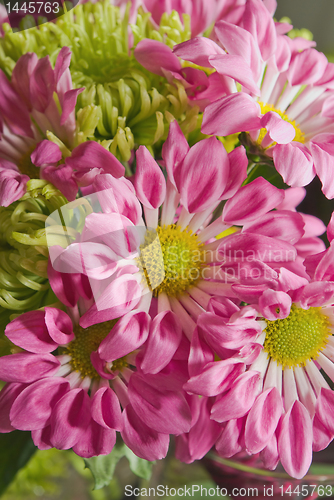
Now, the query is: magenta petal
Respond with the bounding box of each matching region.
[128,372,192,434]
[66,142,125,178]
[10,377,70,431]
[11,52,38,109]
[98,311,150,361]
[31,140,62,167]
[222,177,284,225]
[180,137,229,213]
[260,432,279,470]
[221,146,248,200]
[91,387,123,431]
[54,46,71,86]
[273,143,315,188]
[72,419,116,458]
[211,371,261,422]
[188,327,214,378]
[134,146,166,209]
[242,210,304,244]
[0,383,27,432]
[121,405,169,460]
[42,164,78,201]
[245,387,283,453]
[30,56,55,112]
[140,310,182,374]
[32,426,53,450]
[202,93,261,136]
[278,400,312,479]
[5,310,58,353]
[0,353,60,383]
[44,308,74,345]
[48,260,92,307]
[50,388,91,450]
[0,70,33,138]
[134,39,182,76]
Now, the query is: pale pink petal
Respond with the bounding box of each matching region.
[313,413,333,452]
[310,143,334,199]
[287,48,328,86]
[208,54,260,95]
[258,290,292,320]
[215,417,245,457]
[260,111,295,144]
[221,146,248,200]
[173,37,225,68]
[242,210,304,244]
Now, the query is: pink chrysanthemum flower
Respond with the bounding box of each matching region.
[0,47,82,206]
[185,247,334,478]
[48,121,303,346]
[0,305,192,459]
[174,0,334,198]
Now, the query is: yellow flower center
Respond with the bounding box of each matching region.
[65,320,127,379]
[263,305,331,368]
[256,101,305,147]
[138,224,204,297]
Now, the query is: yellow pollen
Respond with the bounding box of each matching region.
[256,101,305,148]
[264,305,332,368]
[64,320,125,379]
[137,224,204,297]
[17,149,40,179]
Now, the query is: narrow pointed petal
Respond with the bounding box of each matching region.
[134,146,166,209]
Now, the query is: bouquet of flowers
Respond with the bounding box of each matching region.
[0,0,334,496]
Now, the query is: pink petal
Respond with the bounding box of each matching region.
[121,405,169,460]
[0,70,33,137]
[5,310,58,353]
[278,400,312,479]
[134,146,166,209]
[0,353,60,383]
[310,143,334,199]
[29,56,55,112]
[273,143,315,188]
[222,177,284,225]
[42,164,78,201]
[140,310,182,374]
[0,383,27,432]
[161,120,189,190]
[72,419,116,458]
[316,387,334,435]
[313,413,333,452]
[216,417,245,458]
[211,371,261,422]
[202,93,261,137]
[98,311,150,361]
[11,52,38,109]
[180,137,229,213]
[173,37,225,68]
[9,378,70,431]
[66,142,125,178]
[221,146,248,200]
[79,274,142,327]
[0,170,29,207]
[260,431,279,470]
[209,54,260,95]
[242,210,304,244]
[241,0,277,62]
[260,111,295,144]
[128,372,192,434]
[91,387,123,431]
[60,88,84,126]
[287,48,327,86]
[44,307,74,345]
[50,388,91,450]
[134,39,182,76]
[31,140,62,167]
[258,290,292,320]
[245,387,283,453]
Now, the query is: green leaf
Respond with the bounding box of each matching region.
[0,431,36,496]
[84,443,154,490]
[84,445,126,490]
[123,446,154,480]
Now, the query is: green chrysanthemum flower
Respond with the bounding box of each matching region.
[0,1,199,161]
[0,180,68,338]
